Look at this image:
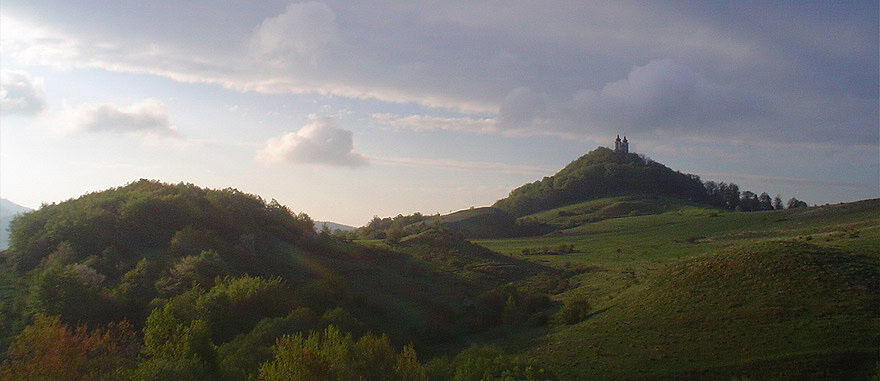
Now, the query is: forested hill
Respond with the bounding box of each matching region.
[5,179,316,274]
[0,179,558,379]
[493,147,707,217]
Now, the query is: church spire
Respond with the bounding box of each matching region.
[614,135,629,153]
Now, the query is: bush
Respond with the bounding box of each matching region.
[558,294,592,324]
[259,325,427,381]
[452,345,556,380]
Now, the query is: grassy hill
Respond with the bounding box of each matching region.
[517,195,701,231]
[475,199,880,379]
[493,147,706,217]
[527,241,879,379]
[405,207,517,239]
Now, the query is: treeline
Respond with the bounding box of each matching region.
[353,212,436,240]
[703,181,808,211]
[493,147,808,217]
[1,315,555,380]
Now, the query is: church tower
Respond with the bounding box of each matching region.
[614,135,629,153]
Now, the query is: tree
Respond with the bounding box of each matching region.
[385,221,406,244]
[134,305,218,380]
[740,191,759,212]
[719,182,740,210]
[788,198,808,209]
[0,315,137,380]
[758,192,773,211]
[259,325,429,381]
[773,194,784,210]
[29,263,113,326]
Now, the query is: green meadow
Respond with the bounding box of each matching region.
[473,198,880,379]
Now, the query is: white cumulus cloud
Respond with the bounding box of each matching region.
[256,116,367,167]
[69,98,178,136]
[0,69,48,116]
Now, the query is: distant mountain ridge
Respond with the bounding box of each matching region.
[1,199,33,250]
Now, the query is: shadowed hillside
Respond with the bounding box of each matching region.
[0,180,557,379]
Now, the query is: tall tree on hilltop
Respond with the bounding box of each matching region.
[758,193,773,211]
[773,194,784,210]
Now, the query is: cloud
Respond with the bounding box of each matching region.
[372,113,498,134]
[499,59,764,136]
[0,69,47,116]
[374,156,550,175]
[251,2,338,62]
[256,116,367,167]
[69,98,178,136]
[1,2,875,144]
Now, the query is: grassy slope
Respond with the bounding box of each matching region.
[518,195,698,230]
[476,199,879,303]
[404,207,516,239]
[474,199,880,379]
[530,242,879,379]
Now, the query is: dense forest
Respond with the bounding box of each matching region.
[0,180,558,380]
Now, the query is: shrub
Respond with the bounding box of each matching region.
[259,325,427,381]
[558,294,592,324]
[452,345,556,380]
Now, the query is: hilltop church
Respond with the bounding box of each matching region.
[614,135,629,153]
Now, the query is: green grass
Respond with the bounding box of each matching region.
[475,200,879,300]
[471,199,880,379]
[518,195,699,229]
[524,241,879,379]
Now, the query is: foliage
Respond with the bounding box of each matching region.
[259,325,428,381]
[7,179,314,274]
[28,262,114,326]
[557,293,592,324]
[0,314,138,380]
[452,345,556,380]
[494,147,799,218]
[217,308,325,379]
[134,304,218,380]
[1,177,872,380]
[788,197,809,209]
[358,213,432,240]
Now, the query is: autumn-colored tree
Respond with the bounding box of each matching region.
[0,314,137,380]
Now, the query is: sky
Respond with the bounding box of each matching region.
[0,1,877,226]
